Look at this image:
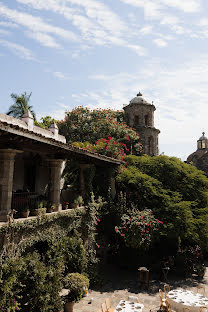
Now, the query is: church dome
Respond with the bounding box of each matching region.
[197,132,208,150]
[129,92,148,105]
[198,133,207,141]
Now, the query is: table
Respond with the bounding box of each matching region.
[115,300,144,312]
[167,289,208,312]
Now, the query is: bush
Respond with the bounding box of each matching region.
[0,252,63,312]
[64,273,89,302]
[19,252,62,312]
[46,236,87,275]
[116,155,208,252]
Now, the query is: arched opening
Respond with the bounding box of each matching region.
[134,115,139,126]
[148,136,153,155]
[144,114,149,126]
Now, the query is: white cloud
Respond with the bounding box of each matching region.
[0,39,35,60]
[199,18,208,27]
[160,0,201,13]
[0,21,18,28]
[153,38,167,47]
[140,25,153,35]
[15,0,146,55]
[0,3,78,49]
[53,71,70,80]
[25,31,61,49]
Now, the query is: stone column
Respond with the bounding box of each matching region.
[79,164,95,198]
[108,168,116,199]
[0,149,20,221]
[47,159,65,211]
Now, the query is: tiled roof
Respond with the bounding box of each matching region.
[0,118,122,165]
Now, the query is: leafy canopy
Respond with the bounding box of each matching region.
[7,92,36,120]
[58,107,142,154]
[116,155,208,251]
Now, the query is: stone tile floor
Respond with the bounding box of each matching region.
[74,264,208,312]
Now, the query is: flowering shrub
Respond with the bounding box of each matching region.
[58,107,142,155]
[73,137,134,160]
[115,208,163,249]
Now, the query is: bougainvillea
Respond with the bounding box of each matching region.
[73,137,130,160]
[115,208,163,249]
[58,107,142,155]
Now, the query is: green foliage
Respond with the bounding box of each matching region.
[35,116,57,129]
[7,92,36,120]
[0,253,63,312]
[46,236,87,275]
[18,252,62,311]
[73,137,133,160]
[0,257,22,311]
[116,155,208,252]
[58,107,142,154]
[115,208,163,249]
[64,273,89,302]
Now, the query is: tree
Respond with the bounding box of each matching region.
[116,155,208,252]
[7,92,36,120]
[58,107,142,155]
[35,116,57,129]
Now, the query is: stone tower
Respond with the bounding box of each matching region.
[123,92,160,156]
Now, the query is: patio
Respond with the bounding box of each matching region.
[74,263,208,312]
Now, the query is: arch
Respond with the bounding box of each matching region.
[144,114,149,126]
[134,115,139,126]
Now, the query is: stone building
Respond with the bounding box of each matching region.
[123,92,160,156]
[0,111,120,221]
[187,132,208,175]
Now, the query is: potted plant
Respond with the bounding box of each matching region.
[63,273,89,312]
[72,196,83,208]
[31,201,47,216]
[63,202,70,210]
[20,206,30,218]
[47,203,56,213]
[77,195,84,207]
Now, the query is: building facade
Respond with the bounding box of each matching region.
[123,92,160,156]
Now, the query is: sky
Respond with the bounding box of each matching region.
[0,0,208,160]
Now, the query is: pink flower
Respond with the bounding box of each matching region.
[97,218,101,222]
[121,234,125,237]
[96,244,100,248]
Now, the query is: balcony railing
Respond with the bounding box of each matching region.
[11,192,47,211]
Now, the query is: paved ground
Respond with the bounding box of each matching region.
[74,263,208,312]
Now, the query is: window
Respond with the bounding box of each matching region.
[134,115,139,125]
[145,114,149,126]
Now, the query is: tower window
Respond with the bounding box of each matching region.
[145,114,149,126]
[134,115,139,125]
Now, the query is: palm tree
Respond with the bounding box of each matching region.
[7,92,36,120]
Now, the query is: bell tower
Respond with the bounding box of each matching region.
[123,92,160,156]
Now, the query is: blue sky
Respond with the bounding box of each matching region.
[0,0,208,160]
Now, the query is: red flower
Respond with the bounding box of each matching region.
[96,244,100,248]
[141,216,143,219]
[97,218,101,222]
[115,228,118,232]
[121,234,125,237]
